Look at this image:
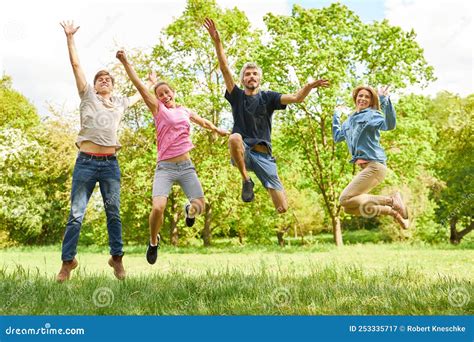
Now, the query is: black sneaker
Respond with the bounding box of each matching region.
[184,203,195,227]
[146,234,160,265]
[242,178,255,202]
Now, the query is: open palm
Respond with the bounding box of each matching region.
[60,21,79,35]
[378,85,390,97]
[203,18,220,42]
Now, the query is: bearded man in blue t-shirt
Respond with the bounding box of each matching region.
[205,18,329,213]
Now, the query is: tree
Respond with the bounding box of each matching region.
[0,75,40,130]
[428,92,474,244]
[0,81,76,245]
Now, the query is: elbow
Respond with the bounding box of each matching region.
[388,119,396,130]
[292,95,303,104]
[295,94,305,103]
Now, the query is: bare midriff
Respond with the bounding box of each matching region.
[251,144,269,153]
[355,159,370,168]
[161,151,191,162]
[79,141,116,155]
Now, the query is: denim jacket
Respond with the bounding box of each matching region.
[332,96,396,164]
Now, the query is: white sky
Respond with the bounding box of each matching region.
[0,0,472,116]
[385,0,473,96]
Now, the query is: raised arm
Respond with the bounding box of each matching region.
[60,21,87,95]
[116,50,157,113]
[369,86,396,131]
[281,79,330,105]
[189,112,230,137]
[203,18,235,94]
[127,71,158,107]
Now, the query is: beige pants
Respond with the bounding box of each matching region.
[339,162,393,217]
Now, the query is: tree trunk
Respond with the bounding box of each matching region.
[238,230,244,245]
[202,202,212,247]
[449,217,460,244]
[450,217,473,245]
[276,225,291,247]
[332,215,343,246]
[277,230,285,247]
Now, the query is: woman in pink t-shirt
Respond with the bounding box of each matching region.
[116,50,229,264]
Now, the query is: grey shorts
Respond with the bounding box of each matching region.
[231,142,284,191]
[152,159,204,199]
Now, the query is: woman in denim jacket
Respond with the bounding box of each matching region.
[332,85,409,229]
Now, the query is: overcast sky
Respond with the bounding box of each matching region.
[1,0,472,116]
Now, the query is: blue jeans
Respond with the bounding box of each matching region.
[61,154,123,261]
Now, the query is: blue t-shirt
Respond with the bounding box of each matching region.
[225,85,286,154]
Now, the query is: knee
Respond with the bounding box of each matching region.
[151,205,166,217]
[228,133,243,147]
[339,195,350,208]
[104,200,120,215]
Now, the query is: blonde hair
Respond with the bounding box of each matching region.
[352,85,380,110]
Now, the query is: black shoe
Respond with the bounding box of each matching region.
[146,234,160,265]
[242,178,255,202]
[184,203,195,227]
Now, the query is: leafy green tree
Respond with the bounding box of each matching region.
[0,81,76,245]
[380,94,440,242]
[428,92,473,244]
[0,75,40,130]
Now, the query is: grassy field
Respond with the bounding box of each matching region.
[0,238,473,315]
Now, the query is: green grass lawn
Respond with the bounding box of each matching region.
[0,240,472,315]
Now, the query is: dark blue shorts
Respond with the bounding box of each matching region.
[232,142,284,191]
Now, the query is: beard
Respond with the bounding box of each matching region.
[244,82,259,91]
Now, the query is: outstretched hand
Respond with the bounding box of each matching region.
[116,50,128,63]
[60,20,80,36]
[203,18,220,42]
[378,85,390,96]
[148,71,158,85]
[309,79,330,88]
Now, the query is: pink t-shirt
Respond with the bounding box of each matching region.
[153,101,195,161]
